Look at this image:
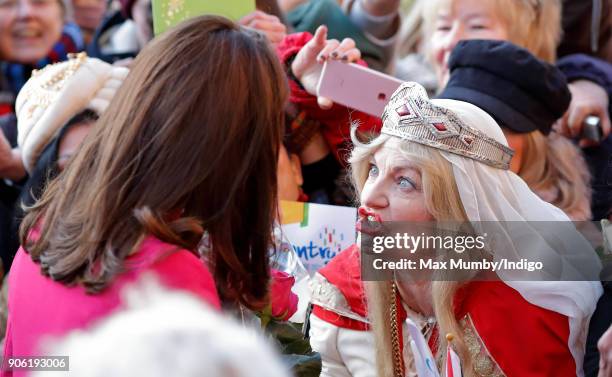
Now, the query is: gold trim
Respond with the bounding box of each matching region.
[460,315,505,377]
[390,283,404,377]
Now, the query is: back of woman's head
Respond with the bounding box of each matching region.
[21,15,288,310]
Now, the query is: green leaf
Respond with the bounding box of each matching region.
[280,353,322,377]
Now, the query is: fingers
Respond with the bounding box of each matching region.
[312,25,328,47]
[291,25,328,78]
[330,38,355,60]
[567,104,589,139]
[238,10,257,25]
[0,130,10,150]
[554,111,571,137]
[239,10,287,44]
[569,106,611,146]
[599,352,611,377]
[238,10,269,26]
[317,39,340,63]
[566,80,610,145]
[302,25,329,63]
[112,58,133,69]
[600,113,611,140]
[319,38,361,63]
[339,47,361,63]
[598,326,612,377]
[578,138,599,148]
[255,26,286,44]
[317,96,333,110]
[291,29,359,101]
[250,20,286,33]
[247,19,286,34]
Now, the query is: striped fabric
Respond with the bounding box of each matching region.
[445,345,462,377]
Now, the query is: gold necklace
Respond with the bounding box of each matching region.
[390,282,404,377]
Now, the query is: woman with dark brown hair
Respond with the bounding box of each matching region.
[2,15,357,368]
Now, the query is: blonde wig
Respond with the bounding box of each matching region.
[519,131,592,220]
[349,132,482,377]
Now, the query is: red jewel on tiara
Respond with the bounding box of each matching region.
[460,135,474,147]
[396,104,411,117]
[432,122,447,132]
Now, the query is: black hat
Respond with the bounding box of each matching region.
[436,40,571,135]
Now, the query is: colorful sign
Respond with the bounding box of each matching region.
[153,0,256,35]
[280,201,357,274]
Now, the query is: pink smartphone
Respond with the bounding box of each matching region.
[316,60,404,117]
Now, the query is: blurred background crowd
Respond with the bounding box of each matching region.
[0,0,609,376]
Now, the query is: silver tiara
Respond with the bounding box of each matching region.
[381,82,514,170]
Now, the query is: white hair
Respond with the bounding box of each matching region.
[33,278,290,377]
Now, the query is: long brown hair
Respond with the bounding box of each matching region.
[20,15,288,310]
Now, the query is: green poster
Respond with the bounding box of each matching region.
[153,0,256,35]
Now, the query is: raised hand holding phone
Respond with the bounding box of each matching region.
[291,25,361,109]
[316,60,403,117]
[553,79,611,147]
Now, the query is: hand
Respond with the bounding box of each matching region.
[239,10,287,46]
[300,131,329,165]
[291,25,361,109]
[112,58,134,68]
[0,131,25,181]
[0,131,12,170]
[598,325,612,377]
[554,80,611,148]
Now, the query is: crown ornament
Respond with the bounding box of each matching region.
[381,82,514,170]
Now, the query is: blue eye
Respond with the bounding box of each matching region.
[398,177,415,190]
[368,164,379,178]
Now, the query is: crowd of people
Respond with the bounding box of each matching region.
[0,0,610,376]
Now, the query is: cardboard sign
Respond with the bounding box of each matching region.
[280,201,357,274]
[153,0,256,35]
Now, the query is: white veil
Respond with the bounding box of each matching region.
[430,99,603,376]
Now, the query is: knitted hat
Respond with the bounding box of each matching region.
[437,39,571,135]
[16,53,129,173]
